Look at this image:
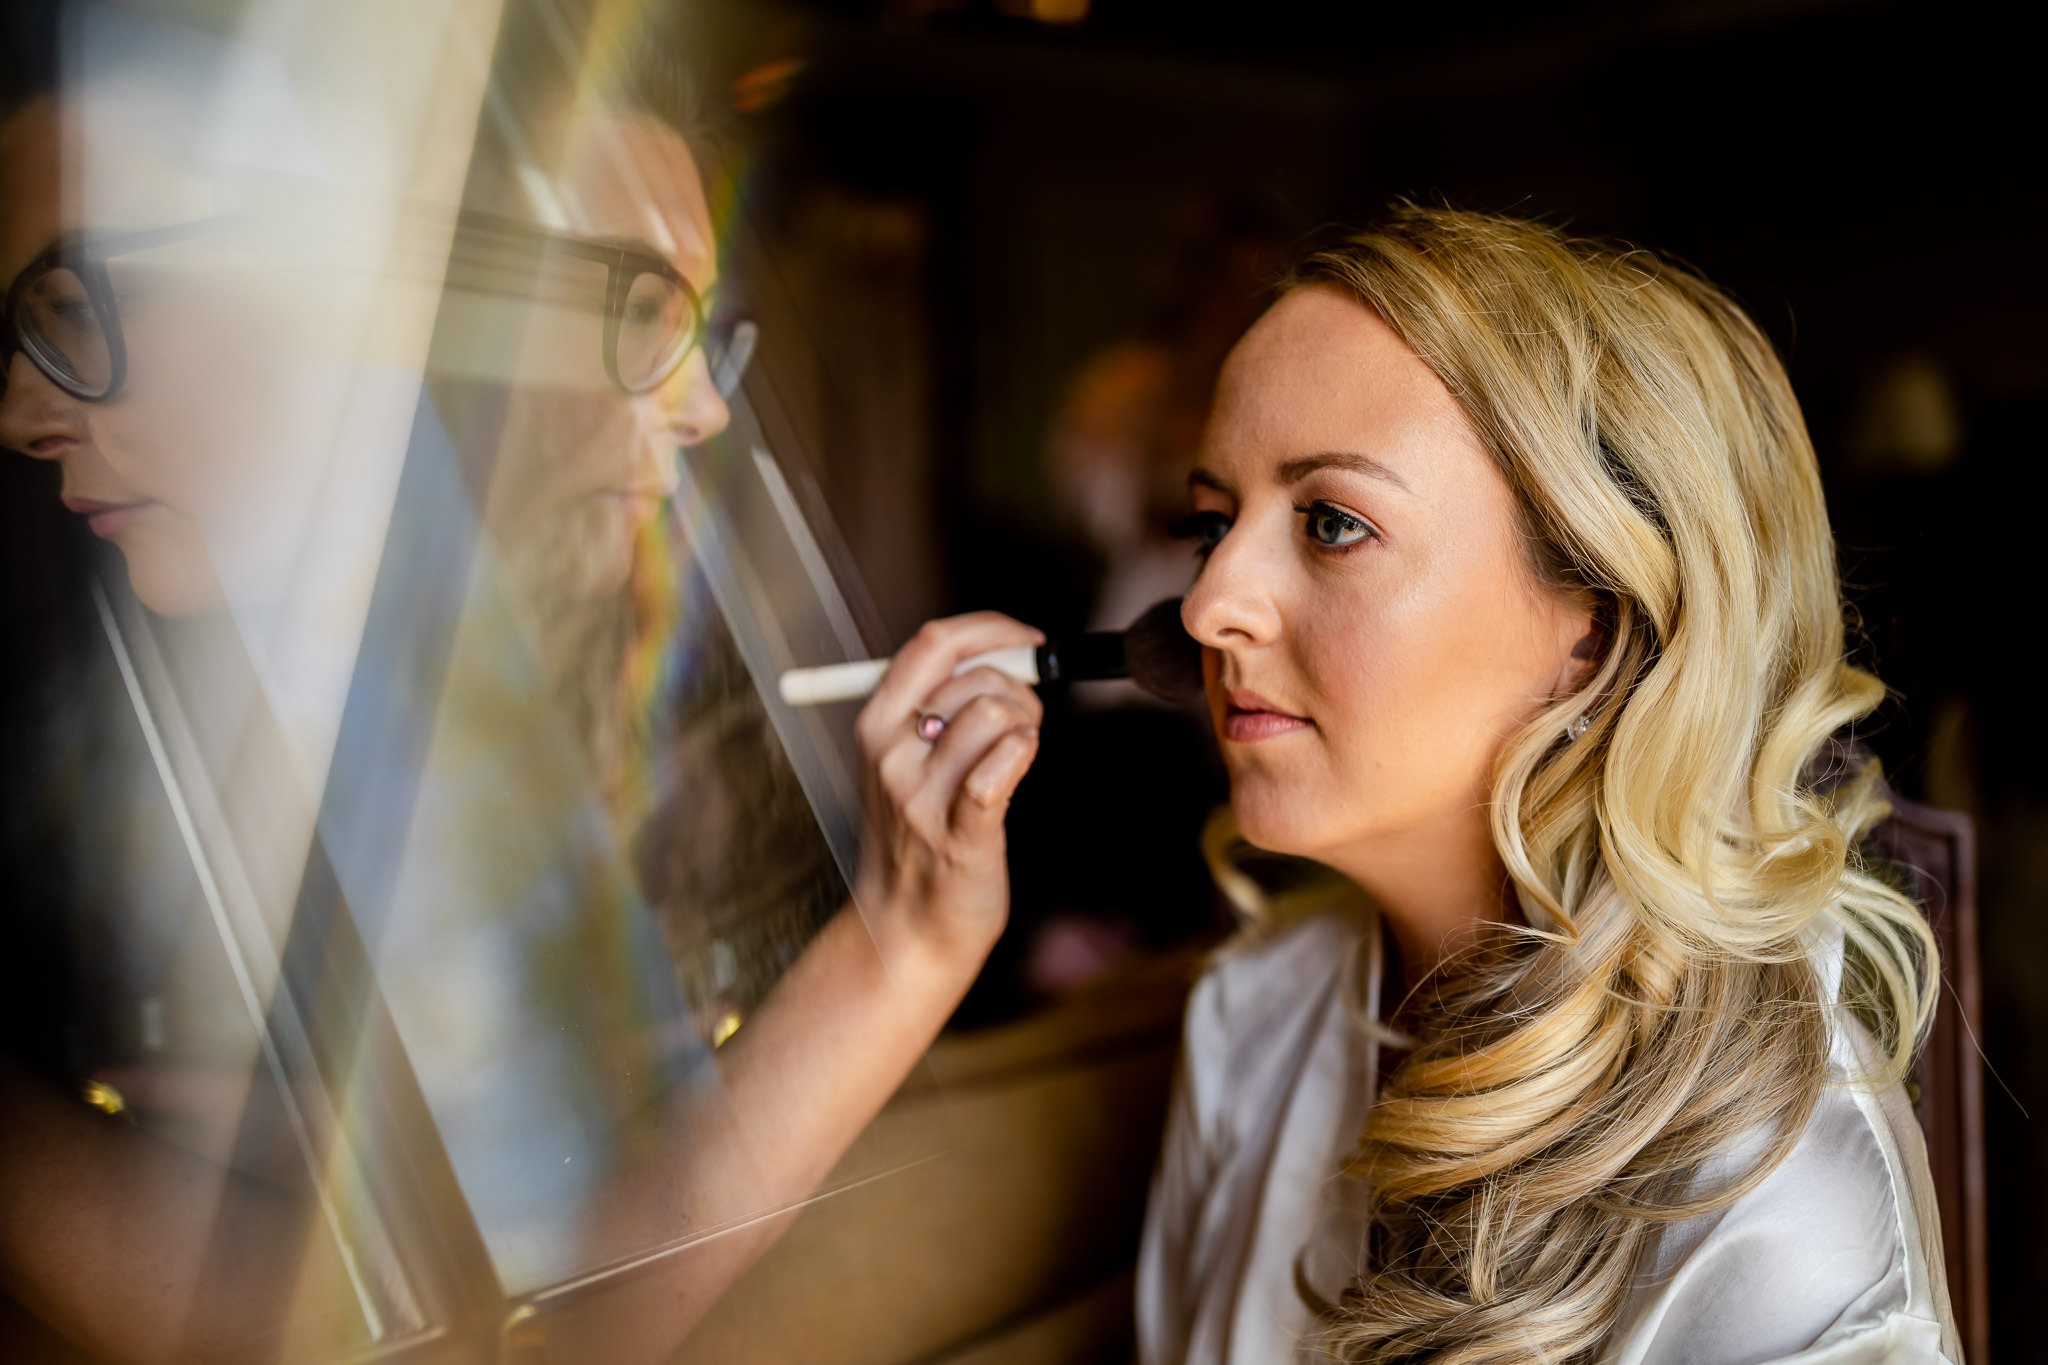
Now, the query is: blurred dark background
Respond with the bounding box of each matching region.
[687,0,2045,1351]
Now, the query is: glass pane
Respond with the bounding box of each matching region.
[316,6,935,1290]
[0,566,428,1358]
[8,0,956,1342]
[4,2,480,1355]
[340,378,875,1293]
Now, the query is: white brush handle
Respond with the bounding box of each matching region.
[777,659,890,705]
[778,644,1039,707]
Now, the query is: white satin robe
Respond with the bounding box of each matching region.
[1135,910,1962,1364]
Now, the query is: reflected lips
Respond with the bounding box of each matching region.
[609,488,670,507]
[1222,688,1312,742]
[63,496,156,537]
[603,488,669,532]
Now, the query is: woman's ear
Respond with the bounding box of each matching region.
[1553,598,1605,698]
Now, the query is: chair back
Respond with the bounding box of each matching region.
[1864,791,1989,1362]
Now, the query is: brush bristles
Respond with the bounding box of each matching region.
[1124,598,1205,703]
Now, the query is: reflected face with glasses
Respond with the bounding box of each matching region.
[447,107,735,604]
[0,96,738,619]
[4,214,228,413]
[448,211,710,399]
[0,97,327,617]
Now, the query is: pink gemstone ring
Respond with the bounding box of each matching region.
[915,712,947,743]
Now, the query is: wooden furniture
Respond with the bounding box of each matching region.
[667,949,1201,1365]
[1866,792,1989,1362]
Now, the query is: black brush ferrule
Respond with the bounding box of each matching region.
[1035,632,1128,684]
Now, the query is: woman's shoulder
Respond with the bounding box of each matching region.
[1176,911,1370,1129]
[1186,912,1365,1048]
[1608,1009,1959,1364]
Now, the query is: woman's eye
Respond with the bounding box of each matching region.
[1168,510,1232,556]
[1294,499,1376,549]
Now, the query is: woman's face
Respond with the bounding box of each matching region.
[1183,286,1591,871]
[0,96,730,619]
[0,94,372,620]
[0,98,265,616]
[478,109,730,602]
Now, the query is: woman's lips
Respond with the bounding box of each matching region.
[1221,688,1313,743]
[63,496,158,538]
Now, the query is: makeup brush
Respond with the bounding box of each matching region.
[777,597,1205,707]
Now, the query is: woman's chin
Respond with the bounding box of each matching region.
[1227,787,1324,860]
[121,535,226,620]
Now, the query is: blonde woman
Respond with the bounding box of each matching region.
[1134,209,1953,1363]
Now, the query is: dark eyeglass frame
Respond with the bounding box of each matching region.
[449,208,723,398]
[3,211,754,405]
[2,218,228,404]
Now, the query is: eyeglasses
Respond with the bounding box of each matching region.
[1,219,225,404]
[446,209,753,399]
[2,211,756,406]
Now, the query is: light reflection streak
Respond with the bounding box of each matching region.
[93,577,396,1341]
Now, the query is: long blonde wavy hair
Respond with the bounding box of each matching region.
[1249,208,1939,1362]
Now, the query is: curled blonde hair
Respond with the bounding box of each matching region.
[1271,208,1937,1362]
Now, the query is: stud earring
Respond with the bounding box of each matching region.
[1565,713,1593,742]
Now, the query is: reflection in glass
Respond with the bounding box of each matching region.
[336,12,869,1295]
[2,220,222,402]
[441,209,706,397]
[4,0,913,1352]
[1,2,463,1353]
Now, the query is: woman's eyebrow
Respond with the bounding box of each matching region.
[1189,467,1231,495]
[1277,451,1412,492]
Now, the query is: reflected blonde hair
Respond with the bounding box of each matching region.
[1266,208,1936,1362]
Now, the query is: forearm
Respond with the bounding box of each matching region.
[709,899,980,1201]
[578,900,986,1361]
[578,613,1040,1362]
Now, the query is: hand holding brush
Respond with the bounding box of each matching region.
[778,598,1205,710]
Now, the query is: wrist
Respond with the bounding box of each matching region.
[851,893,1002,1000]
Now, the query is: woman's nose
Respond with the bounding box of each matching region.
[644,347,731,449]
[0,354,84,460]
[1181,517,1283,650]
